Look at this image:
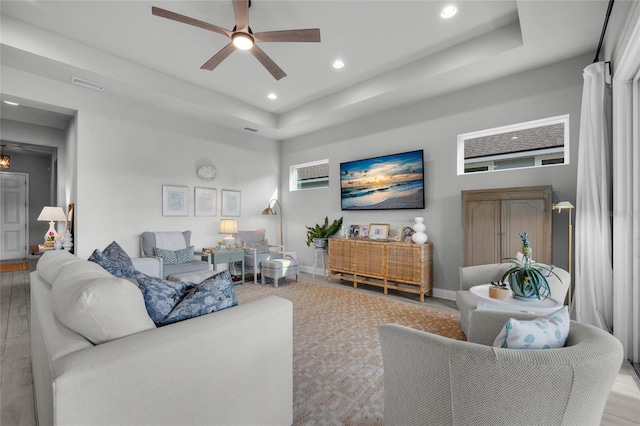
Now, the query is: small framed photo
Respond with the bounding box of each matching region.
[369,223,390,240]
[359,225,370,239]
[349,225,360,238]
[194,187,217,216]
[221,189,241,217]
[162,185,188,216]
[388,226,402,241]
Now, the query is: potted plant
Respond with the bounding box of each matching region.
[501,232,559,300]
[305,216,343,249]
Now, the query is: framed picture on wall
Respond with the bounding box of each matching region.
[194,187,217,216]
[369,223,390,240]
[221,189,241,217]
[162,185,188,216]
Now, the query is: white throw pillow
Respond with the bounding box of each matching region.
[37,250,84,286]
[493,306,570,349]
[52,260,156,344]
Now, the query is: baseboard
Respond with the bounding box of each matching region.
[300,266,458,301]
[432,288,456,301]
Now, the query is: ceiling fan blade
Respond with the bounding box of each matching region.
[152,7,231,38]
[254,29,321,43]
[250,45,286,80]
[201,43,236,71]
[232,0,249,31]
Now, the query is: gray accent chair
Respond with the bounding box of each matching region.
[234,229,284,284]
[456,262,570,337]
[140,231,211,279]
[378,309,623,426]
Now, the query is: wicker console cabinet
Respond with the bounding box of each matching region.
[328,239,433,302]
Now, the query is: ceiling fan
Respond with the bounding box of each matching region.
[152,0,320,80]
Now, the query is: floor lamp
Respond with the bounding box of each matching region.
[553,201,574,314]
[261,199,283,248]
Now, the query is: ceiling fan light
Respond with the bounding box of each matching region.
[232,33,254,50]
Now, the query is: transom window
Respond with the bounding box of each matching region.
[457,115,569,175]
[290,159,329,191]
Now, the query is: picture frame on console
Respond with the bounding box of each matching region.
[388,226,402,241]
[369,223,390,240]
[349,225,360,238]
[162,185,188,216]
[359,225,370,238]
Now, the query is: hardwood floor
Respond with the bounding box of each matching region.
[1,263,639,425]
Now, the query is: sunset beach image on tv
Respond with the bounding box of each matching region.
[340,150,425,210]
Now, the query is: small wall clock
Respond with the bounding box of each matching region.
[197,165,217,181]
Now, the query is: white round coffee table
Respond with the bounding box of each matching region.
[469,283,563,314]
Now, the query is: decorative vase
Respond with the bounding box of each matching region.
[54,239,63,250]
[62,230,73,250]
[509,274,538,300]
[411,217,428,244]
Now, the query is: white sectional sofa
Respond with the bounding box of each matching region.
[30,250,293,426]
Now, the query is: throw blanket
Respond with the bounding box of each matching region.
[154,232,186,251]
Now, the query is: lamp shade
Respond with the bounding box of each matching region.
[553,201,575,212]
[219,219,238,234]
[37,206,67,222]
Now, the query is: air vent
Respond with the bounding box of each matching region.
[243,127,258,132]
[71,77,106,91]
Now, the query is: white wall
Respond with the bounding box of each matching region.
[281,54,589,298]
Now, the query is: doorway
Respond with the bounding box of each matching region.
[0,172,29,260]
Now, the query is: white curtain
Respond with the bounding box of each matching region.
[612,15,640,364]
[574,62,613,331]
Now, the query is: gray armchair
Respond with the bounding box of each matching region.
[456,262,570,336]
[234,229,284,284]
[140,231,211,279]
[378,309,623,426]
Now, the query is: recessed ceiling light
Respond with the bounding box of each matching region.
[3,101,19,106]
[511,136,519,140]
[267,93,278,100]
[440,5,457,19]
[333,60,345,69]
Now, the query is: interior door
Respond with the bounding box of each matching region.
[1,172,28,260]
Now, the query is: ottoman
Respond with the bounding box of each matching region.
[261,258,299,287]
[168,269,217,284]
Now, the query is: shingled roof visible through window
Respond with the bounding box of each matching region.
[464,123,564,159]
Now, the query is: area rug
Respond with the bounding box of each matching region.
[0,262,29,272]
[234,279,465,425]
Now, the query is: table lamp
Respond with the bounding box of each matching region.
[37,206,67,246]
[219,219,238,248]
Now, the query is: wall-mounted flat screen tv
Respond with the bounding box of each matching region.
[340,150,425,210]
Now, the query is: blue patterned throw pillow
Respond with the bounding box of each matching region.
[158,270,238,326]
[135,274,195,325]
[493,306,570,349]
[153,246,196,265]
[88,241,136,278]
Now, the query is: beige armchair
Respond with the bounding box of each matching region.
[234,229,284,284]
[378,309,623,426]
[456,262,570,336]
